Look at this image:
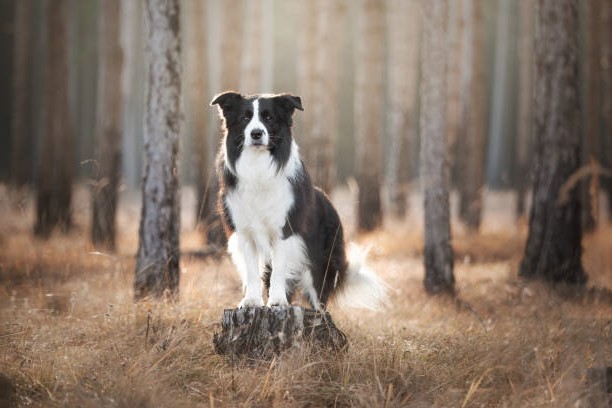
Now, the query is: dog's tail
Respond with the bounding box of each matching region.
[334,244,389,310]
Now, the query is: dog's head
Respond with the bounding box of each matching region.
[211,92,303,169]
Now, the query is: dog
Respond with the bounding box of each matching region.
[211,91,387,310]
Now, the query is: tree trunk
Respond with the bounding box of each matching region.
[91,0,123,250]
[446,0,464,188]
[219,0,242,91]
[515,0,535,219]
[135,0,182,299]
[420,0,455,294]
[10,0,33,189]
[487,0,516,188]
[120,0,146,189]
[213,307,348,361]
[458,0,487,231]
[600,0,612,217]
[580,0,602,232]
[296,1,316,181]
[240,0,263,93]
[71,0,99,181]
[385,0,420,218]
[354,0,384,232]
[299,0,345,193]
[204,0,242,248]
[182,0,212,235]
[35,0,73,238]
[519,0,586,284]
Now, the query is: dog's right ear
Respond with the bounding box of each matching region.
[210,91,243,117]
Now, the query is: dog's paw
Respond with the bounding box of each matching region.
[237,297,264,308]
[266,296,289,307]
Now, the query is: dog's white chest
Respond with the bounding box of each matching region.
[226,150,295,252]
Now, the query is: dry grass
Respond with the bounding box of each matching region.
[1,185,611,407]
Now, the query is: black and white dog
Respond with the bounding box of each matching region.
[211,92,386,310]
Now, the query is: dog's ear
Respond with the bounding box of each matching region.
[210,91,243,116]
[274,94,304,115]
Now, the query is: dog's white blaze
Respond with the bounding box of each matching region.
[244,99,269,147]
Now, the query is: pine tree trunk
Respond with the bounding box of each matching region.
[35,0,73,238]
[515,0,535,219]
[354,0,384,232]
[240,0,263,92]
[220,0,242,91]
[458,0,487,231]
[182,0,212,235]
[91,0,123,250]
[445,0,464,185]
[10,0,33,189]
[600,0,612,217]
[580,0,602,232]
[302,0,345,193]
[385,0,420,218]
[420,0,455,294]
[135,0,182,299]
[519,0,586,284]
[121,0,146,188]
[72,1,99,181]
[204,0,242,248]
[296,1,316,182]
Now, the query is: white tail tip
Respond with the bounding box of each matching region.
[334,244,389,310]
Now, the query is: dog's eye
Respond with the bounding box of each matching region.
[262,112,273,122]
[243,111,253,122]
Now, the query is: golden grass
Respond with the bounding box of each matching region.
[0,186,611,407]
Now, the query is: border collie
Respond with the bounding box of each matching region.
[211,92,387,310]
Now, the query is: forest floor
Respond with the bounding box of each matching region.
[0,184,611,407]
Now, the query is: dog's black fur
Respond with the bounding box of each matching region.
[212,92,349,308]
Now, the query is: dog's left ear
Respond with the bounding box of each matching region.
[274,94,304,114]
[210,91,243,116]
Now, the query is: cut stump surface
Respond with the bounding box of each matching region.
[213,306,348,361]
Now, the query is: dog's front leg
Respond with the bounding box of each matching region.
[268,235,305,307]
[228,233,264,308]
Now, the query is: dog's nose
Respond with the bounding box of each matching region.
[251,129,263,141]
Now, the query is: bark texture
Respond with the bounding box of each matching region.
[457,0,487,231]
[519,0,586,284]
[92,0,123,250]
[35,0,73,238]
[213,307,348,361]
[354,0,385,232]
[135,0,182,299]
[420,0,455,294]
[385,0,420,218]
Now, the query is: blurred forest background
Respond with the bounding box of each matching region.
[0,0,609,231]
[1,1,612,407]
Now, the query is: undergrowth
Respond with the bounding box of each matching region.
[0,187,610,407]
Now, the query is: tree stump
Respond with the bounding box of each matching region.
[213,306,348,361]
